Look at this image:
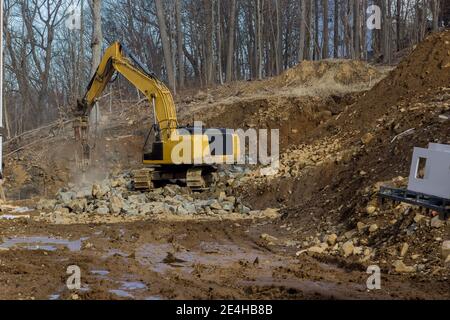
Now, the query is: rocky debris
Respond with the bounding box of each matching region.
[431,216,444,228]
[442,241,450,259]
[260,234,279,244]
[324,233,338,246]
[38,172,256,218]
[400,243,409,258]
[366,205,377,215]
[393,260,416,273]
[37,199,56,211]
[361,133,375,145]
[368,224,379,233]
[342,241,355,257]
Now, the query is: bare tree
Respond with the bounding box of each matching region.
[91,0,103,77]
[155,0,176,91]
[322,0,329,59]
[226,0,237,82]
[175,0,185,89]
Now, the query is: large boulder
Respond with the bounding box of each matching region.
[342,241,354,257]
[182,202,197,215]
[442,241,450,259]
[109,196,123,214]
[57,191,76,205]
[37,199,57,211]
[68,198,88,213]
[92,183,110,199]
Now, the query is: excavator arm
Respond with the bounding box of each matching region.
[78,41,178,141]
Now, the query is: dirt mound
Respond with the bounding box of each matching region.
[350,30,450,128]
[278,59,381,87]
[383,30,450,95]
[187,60,385,104]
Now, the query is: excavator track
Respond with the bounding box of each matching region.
[186,168,208,192]
[132,168,155,191]
[132,166,217,192]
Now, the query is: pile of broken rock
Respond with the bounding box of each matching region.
[36,172,253,217]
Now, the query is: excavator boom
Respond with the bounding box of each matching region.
[79,41,178,141]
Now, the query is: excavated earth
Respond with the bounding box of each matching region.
[1,31,450,300]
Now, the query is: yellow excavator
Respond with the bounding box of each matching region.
[74,41,240,191]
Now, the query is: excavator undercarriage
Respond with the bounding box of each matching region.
[133,166,218,192]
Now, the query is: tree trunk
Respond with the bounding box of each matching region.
[396,0,402,51]
[334,0,339,58]
[91,0,103,77]
[314,0,319,59]
[353,0,361,59]
[175,0,185,89]
[226,0,237,82]
[155,0,176,91]
[275,0,282,74]
[299,0,307,61]
[431,0,440,31]
[256,0,264,78]
[217,0,224,84]
[322,0,329,59]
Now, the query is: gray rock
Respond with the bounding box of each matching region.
[139,203,153,215]
[225,196,236,204]
[76,187,92,199]
[92,184,108,199]
[209,201,222,210]
[58,191,76,204]
[128,194,147,204]
[152,202,170,214]
[236,204,251,214]
[182,202,197,215]
[222,202,234,212]
[124,208,139,215]
[68,198,87,213]
[109,196,123,214]
[176,206,189,215]
[96,207,110,215]
[163,185,178,197]
[431,216,444,228]
[442,241,450,259]
[37,199,57,211]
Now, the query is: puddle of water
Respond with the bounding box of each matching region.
[91,270,110,276]
[0,237,88,252]
[120,281,147,291]
[145,295,163,300]
[239,277,366,299]
[49,294,60,300]
[110,289,134,299]
[136,242,283,275]
[103,249,129,258]
[0,215,30,220]
[12,207,33,213]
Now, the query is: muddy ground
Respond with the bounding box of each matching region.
[0,215,448,300]
[1,32,449,301]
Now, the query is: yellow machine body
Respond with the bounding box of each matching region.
[78,41,240,189]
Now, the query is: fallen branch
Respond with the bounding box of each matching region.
[391,128,415,144]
